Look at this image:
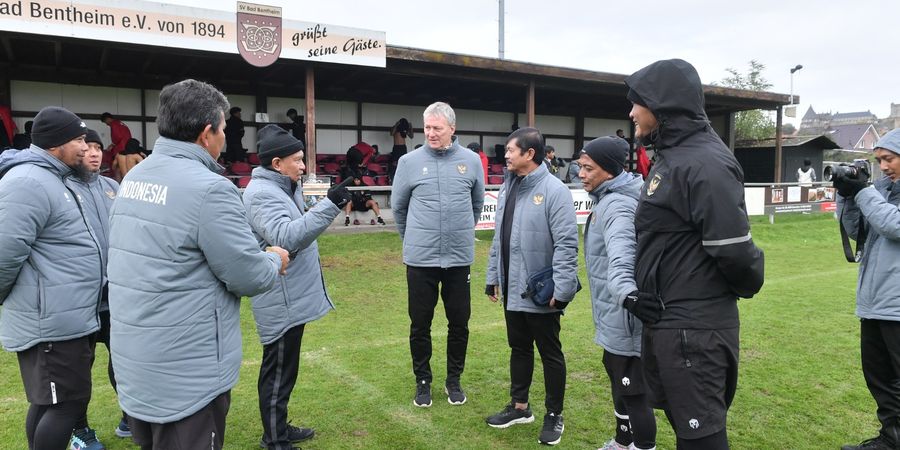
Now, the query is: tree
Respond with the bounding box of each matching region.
[781,123,796,135]
[720,60,776,141]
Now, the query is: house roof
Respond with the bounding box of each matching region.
[832,111,877,121]
[802,106,818,120]
[735,134,840,150]
[827,124,879,149]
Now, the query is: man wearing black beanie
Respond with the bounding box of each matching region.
[578,136,657,450]
[0,106,104,450]
[243,124,351,450]
[625,59,764,449]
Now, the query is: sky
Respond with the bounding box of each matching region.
[169,0,900,125]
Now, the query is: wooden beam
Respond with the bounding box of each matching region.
[526,80,535,127]
[305,67,316,175]
[775,106,784,182]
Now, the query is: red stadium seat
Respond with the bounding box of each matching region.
[323,162,340,174]
[230,161,252,175]
[367,163,385,174]
[361,176,376,186]
[488,175,504,185]
[237,176,251,188]
[247,153,260,165]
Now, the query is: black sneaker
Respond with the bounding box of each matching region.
[413,380,432,407]
[486,402,534,428]
[445,382,467,405]
[376,216,385,226]
[287,424,315,442]
[842,436,894,450]
[538,412,564,445]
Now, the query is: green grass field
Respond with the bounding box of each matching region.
[0,213,876,449]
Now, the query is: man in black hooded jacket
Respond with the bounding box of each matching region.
[623,59,765,449]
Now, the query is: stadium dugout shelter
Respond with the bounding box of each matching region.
[0,0,794,188]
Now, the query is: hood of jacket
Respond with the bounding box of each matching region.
[250,165,298,197]
[589,171,643,204]
[625,59,711,150]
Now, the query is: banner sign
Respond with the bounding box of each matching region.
[476,189,594,231]
[0,0,386,68]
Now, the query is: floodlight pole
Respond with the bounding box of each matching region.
[498,0,505,59]
[789,64,803,105]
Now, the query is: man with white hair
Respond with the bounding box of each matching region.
[391,102,485,408]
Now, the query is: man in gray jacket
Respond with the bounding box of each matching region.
[579,137,656,450]
[391,101,485,407]
[243,125,351,450]
[69,128,128,447]
[485,127,578,446]
[0,106,100,450]
[837,128,900,450]
[107,79,289,450]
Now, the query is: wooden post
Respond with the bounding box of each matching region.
[774,106,783,182]
[305,67,316,175]
[526,80,535,127]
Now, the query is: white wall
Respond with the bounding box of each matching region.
[584,117,630,139]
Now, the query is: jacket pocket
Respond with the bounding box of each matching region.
[214,309,222,362]
[38,275,47,320]
[680,329,693,369]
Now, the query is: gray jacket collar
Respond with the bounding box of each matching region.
[251,166,296,196]
[152,137,225,175]
[509,161,550,190]
[589,171,641,203]
[25,145,74,179]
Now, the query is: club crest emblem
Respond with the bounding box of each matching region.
[236,2,282,68]
[533,194,544,205]
[647,173,662,196]
[105,189,116,200]
[457,164,467,174]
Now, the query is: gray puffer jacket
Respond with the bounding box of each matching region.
[243,167,338,345]
[70,172,119,312]
[584,172,642,356]
[392,137,485,267]
[486,164,579,313]
[107,137,282,423]
[838,175,900,321]
[0,147,102,352]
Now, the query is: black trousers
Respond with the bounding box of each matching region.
[259,324,305,450]
[504,308,566,414]
[861,318,900,442]
[407,265,471,384]
[129,391,230,450]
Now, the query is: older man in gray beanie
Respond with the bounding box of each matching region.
[838,128,900,450]
[0,106,103,450]
[242,124,351,450]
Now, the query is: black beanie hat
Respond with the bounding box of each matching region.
[626,88,648,108]
[257,124,303,166]
[31,106,87,149]
[85,129,103,146]
[580,136,630,177]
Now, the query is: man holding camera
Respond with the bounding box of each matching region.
[837,128,900,450]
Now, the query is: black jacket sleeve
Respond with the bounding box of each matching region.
[689,166,765,298]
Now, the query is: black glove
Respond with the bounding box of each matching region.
[553,299,570,310]
[833,175,868,198]
[622,290,663,325]
[485,284,497,296]
[327,177,353,208]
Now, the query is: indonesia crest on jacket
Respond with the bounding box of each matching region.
[647,173,662,196]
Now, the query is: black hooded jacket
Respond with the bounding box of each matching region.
[625,59,765,329]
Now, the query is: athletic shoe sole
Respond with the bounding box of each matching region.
[444,386,467,405]
[487,415,534,429]
[538,424,564,445]
[115,428,132,438]
[413,399,432,408]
